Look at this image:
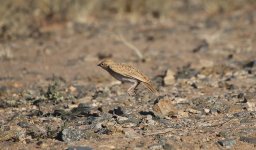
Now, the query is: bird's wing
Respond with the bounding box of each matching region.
[110,63,159,95]
[109,63,150,83]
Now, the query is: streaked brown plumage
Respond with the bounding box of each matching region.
[97,59,158,95]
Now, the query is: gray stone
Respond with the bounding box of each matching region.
[176,66,198,79]
[149,144,163,150]
[163,143,176,150]
[123,128,140,139]
[164,69,175,85]
[67,146,93,150]
[240,136,256,144]
[218,139,236,148]
[17,121,30,128]
[71,103,91,116]
[61,128,85,142]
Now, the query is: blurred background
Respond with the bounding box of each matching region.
[0,0,255,40]
[0,0,256,87]
[0,1,256,149]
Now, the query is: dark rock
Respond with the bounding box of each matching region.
[176,65,198,79]
[153,74,165,87]
[237,93,244,99]
[191,83,198,89]
[36,141,43,145]
[92,89,109,99]
[53,109,69,117]
[78,103,91,110]
[192,40,209,53]
[0,100,13,108]
[163,143,176,150]
[85,113,112,125]
[51,109,73,120]
[237,93,247,103]
[85,116,98,124]
[240,136,256,144]
[233,111,254,118]
[218,139,236,148]
[67,146,93,150]
[17,122,30,128]
[71,103,91,116]
[95,127,111,135]
[146,35,155,41]
[227,54,233,59]
[32,99,45,107]
[243,60,256,68]
[139,111,155,117]
[225,83,235,90]
[28,109,44,117]
[111,107,124,116]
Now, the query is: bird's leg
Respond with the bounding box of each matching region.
[128,80,140,96]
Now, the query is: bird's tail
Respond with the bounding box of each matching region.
[143,81,159,95]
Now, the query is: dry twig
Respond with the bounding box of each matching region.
[115,33,145,61]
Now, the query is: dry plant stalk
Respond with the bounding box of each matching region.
[115,33,144,61]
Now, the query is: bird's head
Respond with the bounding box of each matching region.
[97,59,114,69]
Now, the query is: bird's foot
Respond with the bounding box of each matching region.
[127,89,136,96]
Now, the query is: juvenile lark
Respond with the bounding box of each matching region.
[97,59,158,95]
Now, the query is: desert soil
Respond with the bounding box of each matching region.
[0,4,256,150]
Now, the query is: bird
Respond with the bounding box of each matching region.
[97,59,158,96]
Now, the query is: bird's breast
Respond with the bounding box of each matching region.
[107,69,137,83]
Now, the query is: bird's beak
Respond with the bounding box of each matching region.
[97,63,100,67]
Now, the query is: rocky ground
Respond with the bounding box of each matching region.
[0,3,256,150]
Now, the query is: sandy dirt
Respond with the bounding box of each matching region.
[0,3,256,150]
